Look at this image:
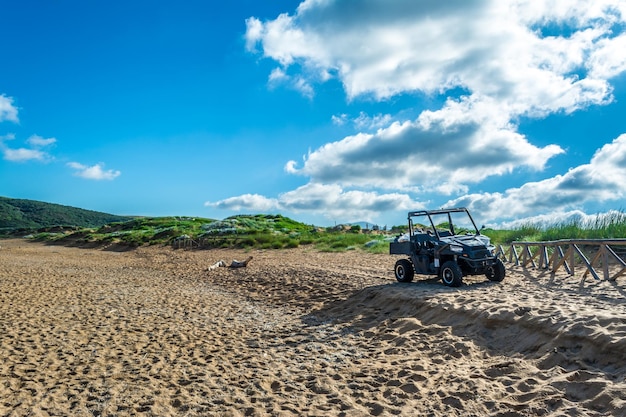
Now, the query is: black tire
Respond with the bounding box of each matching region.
[394,259,414,283]
[439,261,463,287]
[486,259,506,282]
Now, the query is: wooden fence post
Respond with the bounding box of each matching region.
[504,239,626,281]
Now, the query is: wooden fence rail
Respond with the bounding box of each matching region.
[172,236,199,250]
[497,239,626,281]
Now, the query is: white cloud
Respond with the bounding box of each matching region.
[206,193,279,212]
[246,0,626,116]
[353,112,393,131]
[0,94,19,123]
[267,67,315,97]
[244,17,264,52]
[245,13,327,68]
[0,133,56,162]
[3,148,47,162]
[27,134,57,147]
[268,67,287,83]
[67,162,121,181]
[1,97,118,184]
[331,113,348,125]
[330,112,393,130]
[286,103,564,192]
[207,183,424,223]
[445,134,626,223]
[588,32,626,79]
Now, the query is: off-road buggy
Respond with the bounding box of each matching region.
[389,207,505,287]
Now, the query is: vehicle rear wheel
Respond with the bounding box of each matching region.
[486,259,506,282]
[394,259,414,283]
[439,261,463,287]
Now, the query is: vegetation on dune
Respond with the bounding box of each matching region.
[92,216,216,247]
[24,214,393,252]
[37,210,624,251]
[2,196,625,251]
[187,214,392,252]
[483,210,626,244]
[0,198,394,251]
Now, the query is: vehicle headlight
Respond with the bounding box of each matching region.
[450,244,463,253]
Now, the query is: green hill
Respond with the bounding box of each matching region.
[0,197,392,252]
[0,196,133,231]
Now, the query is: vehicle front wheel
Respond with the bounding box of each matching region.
[486,259,506,282]
[439,261,463,287]
[394,259,414,283]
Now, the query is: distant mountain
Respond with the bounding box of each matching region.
[0,197,133,231]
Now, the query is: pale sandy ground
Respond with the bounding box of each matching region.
[1,239,626,417]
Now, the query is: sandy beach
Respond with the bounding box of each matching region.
[1,239,625,416]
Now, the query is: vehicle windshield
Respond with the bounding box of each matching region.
[414,210,479,237]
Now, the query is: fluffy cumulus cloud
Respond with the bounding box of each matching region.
[246,0,625,110]
[67,162,121,181]
[0,134,57,162]
[445,134,626,223]
[209,193,278,212]
[206,183,424,222]
[0,94,19,123]
[287,98,565,193]
[215,0,626,223]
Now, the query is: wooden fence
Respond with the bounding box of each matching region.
[171,236,199,250]
[497,239,626,281]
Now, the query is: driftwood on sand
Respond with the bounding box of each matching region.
[229,256,253,268]
[207,256,253,271]
[207,260,226,271]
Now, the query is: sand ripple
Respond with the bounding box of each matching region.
[1,240,626,416]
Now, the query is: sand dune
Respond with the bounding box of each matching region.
[1,239,625,416]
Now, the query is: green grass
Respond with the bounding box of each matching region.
[95,217,215,246]
[313,233,380,252]
[29,213,389,252]
[25,210,626,251]
[540,211,626,241]
[484,211,626,245]
[482,224,542,245]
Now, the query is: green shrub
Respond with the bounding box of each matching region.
[285,239,300,248]
[239,237,257,248]
[363,240,389,253]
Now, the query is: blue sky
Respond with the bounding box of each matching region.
[2,1,626,228]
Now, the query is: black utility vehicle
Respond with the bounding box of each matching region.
[390,208,505,287]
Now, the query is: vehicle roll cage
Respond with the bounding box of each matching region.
[407,207,481,240]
